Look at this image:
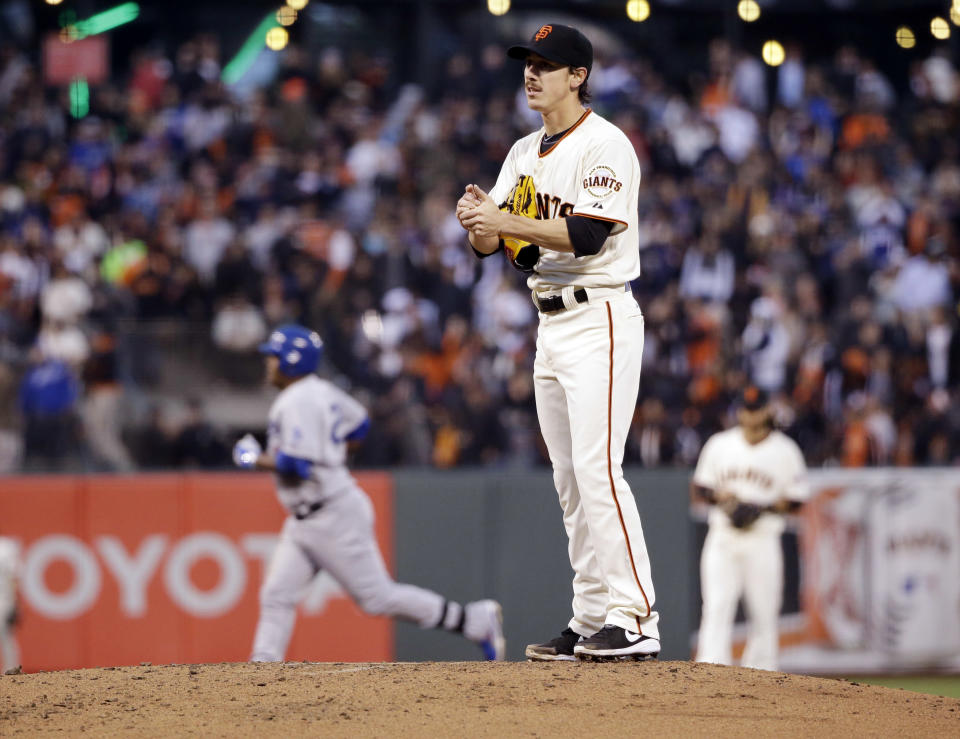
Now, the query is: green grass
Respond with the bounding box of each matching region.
[841,676,960,699]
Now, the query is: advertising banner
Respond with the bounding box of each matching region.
[0,473,394,671]
[791,469,960,673]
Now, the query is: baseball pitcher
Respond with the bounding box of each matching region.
[691,386,809,671]
[234,325,504,661]
[458,24,661,661]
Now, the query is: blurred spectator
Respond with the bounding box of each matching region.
[40,260,93,325]
[777,44,805,109]
[890,239,952,315]
[19,358,81,471]
[732,50,767,113]
[125,404,174,470]
[184,199,235,285]
[211,295,268,352]
[170,398,229,469]
[679,234,735,303]
[81,332,134,472]
[742,297,791,393]
[53,211,109,275]
[628,397,675,467]
[0,361,21,474]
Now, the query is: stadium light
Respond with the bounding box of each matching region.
[737,0,760,23]
[895,26,916,49]
[626,0,650,22]
[265,26,289,51]
[45,0,65,5]
[952,6,960,26]
[286,0,309,10]
[488,0,510,16]
[277,6,297,26]
[762,40,785,67]
[931,17,951,39]
[70,79,89,118]
[72,3,140,40]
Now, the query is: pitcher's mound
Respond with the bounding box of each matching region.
[2,660,957,737]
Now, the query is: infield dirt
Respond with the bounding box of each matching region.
[2,660,958,737]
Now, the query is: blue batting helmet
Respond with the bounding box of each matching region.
[258,324,324,377]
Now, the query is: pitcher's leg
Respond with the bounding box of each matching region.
[564,299,657,636]
[741,534,783,671]
[251,525,317,662]
[534,338,606,636]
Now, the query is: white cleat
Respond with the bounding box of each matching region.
[573,625,660,662]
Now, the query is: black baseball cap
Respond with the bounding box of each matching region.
[741,385,770,411]
[507,24,593,75]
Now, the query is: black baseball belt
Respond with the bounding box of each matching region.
[535,283,630,314]
[536,288,588,313]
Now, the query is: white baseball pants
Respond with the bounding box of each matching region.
[250,486,445,662]
[0,621,18,673]
[534,289,659,639]
[696,525,783,671]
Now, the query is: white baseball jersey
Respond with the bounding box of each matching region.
[266,375,368,514]
[694,427,809,535]
[488,109,641,291]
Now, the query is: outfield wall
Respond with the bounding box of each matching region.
[0,473,396,671]
[3,468,957,672]
[391,469,693,662]
[0,469,691,670]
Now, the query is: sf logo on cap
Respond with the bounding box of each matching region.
[535,25,553,41]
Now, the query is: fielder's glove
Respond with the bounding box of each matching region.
[233,433,262,469]
[500,174,541,272]
[728,501,764,529]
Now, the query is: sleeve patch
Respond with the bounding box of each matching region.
[582,165,623,201]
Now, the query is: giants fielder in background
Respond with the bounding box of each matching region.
[233,325,505,661]
[458,24,661,661]
[0,535,20,674]
[692,387,809,671]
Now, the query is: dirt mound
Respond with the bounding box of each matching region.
[1,661,957,737]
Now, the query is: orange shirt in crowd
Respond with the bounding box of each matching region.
[840,113,890,150]
[842,419,869,467]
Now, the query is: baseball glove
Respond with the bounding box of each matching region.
[728,501,764,529]
[500,175,540,272]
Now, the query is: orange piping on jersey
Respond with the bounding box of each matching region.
[538,108,593,158]
[569,212,628,229]
[605,302,652,619]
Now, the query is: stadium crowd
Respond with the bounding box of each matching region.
[0,28,958,473]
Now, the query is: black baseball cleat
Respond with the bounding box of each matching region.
[525,627,585,662]
[573,625,660,661]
